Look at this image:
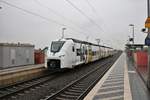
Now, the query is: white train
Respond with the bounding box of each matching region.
[45,38,114,70]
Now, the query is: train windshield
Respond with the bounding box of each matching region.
[51,41,65,53]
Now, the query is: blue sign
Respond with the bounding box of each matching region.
[145,37,150,46]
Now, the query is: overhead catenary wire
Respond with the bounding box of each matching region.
[85,0,109,33]
[85,0,114,45]
[34,0,94,36]
[85,0,97,14]
[64,0,104,33]
[0,0,65,26]
[35,0,76,26]
[0,0,90,37]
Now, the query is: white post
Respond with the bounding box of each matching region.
[61,28,66,39]
[147,0,150,88]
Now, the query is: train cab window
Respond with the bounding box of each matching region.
[72,46,75,52]
[51,41,65,53]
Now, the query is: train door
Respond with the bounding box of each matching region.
[87,45,92,62]
[101,47,104,58]
[99,46,101,59]
[80,44,86,63]
[71,43,76,67]
[104,48,106,57]
[82,45,86,63]
[75,43,81,65]
[85,45,88,63]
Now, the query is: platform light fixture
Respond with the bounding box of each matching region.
[129,24,135,44]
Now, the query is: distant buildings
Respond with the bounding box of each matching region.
[0,43,34,69]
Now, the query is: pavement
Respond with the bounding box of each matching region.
[84,53,150,100]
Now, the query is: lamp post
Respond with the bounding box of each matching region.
[148,0,150,17]
[61,28,66,39]
[96,38,101,58]
[129,24,135,44]
[146,0,150,89]
[145,0,150,45]
[86,36,89,42]
[95,38,100,45]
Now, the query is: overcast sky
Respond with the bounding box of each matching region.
[0,0,147,49]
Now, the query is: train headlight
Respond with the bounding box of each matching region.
[59,55,65,58]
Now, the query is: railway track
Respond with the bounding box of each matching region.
[43,57,115,100]
[0,71,58,100]
[0,53,121,100]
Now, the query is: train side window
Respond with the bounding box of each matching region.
[92,51,94,56]
[85,50,87,55]
[76,49,81,56]
[72,46,75,52]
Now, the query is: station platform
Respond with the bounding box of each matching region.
[84,53,150,100]
[0,64,45,87]
[0,64,44,75]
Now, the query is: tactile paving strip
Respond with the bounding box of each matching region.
[93,61,124,100]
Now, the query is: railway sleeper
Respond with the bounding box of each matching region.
[11,96,17,99]
[59,94,78,99]
[6,88,16,92]
[76,83,86,86]
[73,85,86,88]
[18,85,28,88]
[12,86,19,90]
[71,86,85,90]
[0,90,10,95]
[0,91,4,95]
[64,91,81,95]
[67,89,83,93]
[55,96,74,100]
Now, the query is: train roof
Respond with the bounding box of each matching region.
[65,38,113,49]
[66,38,91,45]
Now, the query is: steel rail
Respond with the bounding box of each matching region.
[43,57,116,100]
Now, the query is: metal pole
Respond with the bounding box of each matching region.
[129,24,134,44]
[133,25,134,44]
[62,30,64,39]
[95,38,100,45]
[148,0,150,38]
[148,0,150,17]
[86,36,89,42]
[95,38,101,59]
[147,0,150,89]
[61,28,66,39]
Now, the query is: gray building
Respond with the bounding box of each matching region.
[0,43,34,69]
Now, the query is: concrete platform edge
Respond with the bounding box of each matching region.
[84,53,123,100]
[124,58,132,100]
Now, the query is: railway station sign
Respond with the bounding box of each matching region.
[145,17,150,28]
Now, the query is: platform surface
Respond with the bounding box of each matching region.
[0,64,44,75]
[84,53,150,100]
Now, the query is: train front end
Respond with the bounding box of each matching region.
[45,40,65,70]
[45,39,71,70]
